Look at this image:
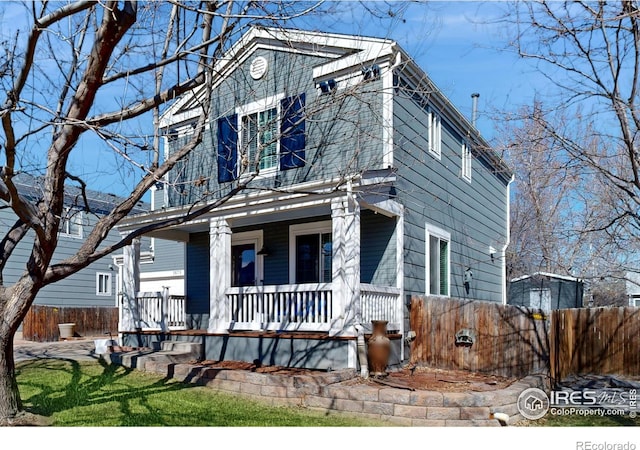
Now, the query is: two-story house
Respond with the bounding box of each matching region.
[116,27,513,371]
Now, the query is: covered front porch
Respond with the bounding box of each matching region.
[117,176,405,370]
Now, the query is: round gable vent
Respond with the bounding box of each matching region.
[249,56,268,80]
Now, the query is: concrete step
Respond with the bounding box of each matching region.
[159,341,201,355]
[103,340,202,369]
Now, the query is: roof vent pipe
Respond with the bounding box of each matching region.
[471,92,480,127]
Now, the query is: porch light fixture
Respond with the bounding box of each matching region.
[257,246,271,256]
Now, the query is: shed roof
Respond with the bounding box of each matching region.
[510,271,583,283]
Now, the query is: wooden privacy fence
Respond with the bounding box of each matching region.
[550,307,640,382]
[410,296,549,378]
[410,296,640,381]
[22,305,119,342]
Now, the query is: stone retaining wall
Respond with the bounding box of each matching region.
[105,350,548,426]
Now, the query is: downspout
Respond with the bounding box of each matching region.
[501,175,515,305]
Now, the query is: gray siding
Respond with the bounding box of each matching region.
[140,238,185,274]
[167,48,385,207]
[0,206,120,307]
[361,210,397,285]
[393,87,509,302]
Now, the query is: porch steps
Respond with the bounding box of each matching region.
[102,340,202,370]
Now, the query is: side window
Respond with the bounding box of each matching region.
[60,207,83,238]
[96,272,112,296]
[426,224,450,296]
[461,141,472,182]
[428,109,441,158]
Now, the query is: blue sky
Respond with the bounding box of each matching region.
[4,1,546,198]
[330,1,546,142]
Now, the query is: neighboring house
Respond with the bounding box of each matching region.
[116,27,513,371]
[0,173,147,310]
[112,184,186,298]
[508,272,584,311]
[626,271,640,307]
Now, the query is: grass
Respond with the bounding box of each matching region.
[525,412,640,427]
[15,359,387,427]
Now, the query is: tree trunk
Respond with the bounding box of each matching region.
[0,331,22,424]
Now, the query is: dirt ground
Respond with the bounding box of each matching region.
[192,360,517,392]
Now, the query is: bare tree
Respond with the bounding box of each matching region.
[0,0,345,425]
[496,1,640,285]
[0,0,418,424]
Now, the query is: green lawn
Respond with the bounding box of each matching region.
[15,359,388,427]
[525,412,640,427]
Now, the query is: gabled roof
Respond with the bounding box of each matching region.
[160,26,513,181]
[4,172,148,216]
[159,26,397,129]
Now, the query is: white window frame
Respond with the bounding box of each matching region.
[428,108,442,159]
[60,207,83,239]
[425,223,451,297]
[231,230,264,286]
[289,220,332,284]
[96,272,112,296]
[461,140,472,182]
[236,93,284,177]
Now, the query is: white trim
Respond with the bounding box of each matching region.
[510,271,582,283]
[235,93,285,178]
[96,272,113,296]
[382,60,394,168]
[289,220,332,283]
[425,223,451,297]
[461,140,472,182]
[428,108,442,159]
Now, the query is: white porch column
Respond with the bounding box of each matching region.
[121,237,141,332]
[208,218,231,333]
[330,191,361,337]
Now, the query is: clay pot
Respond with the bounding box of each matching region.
[367,320,391,377]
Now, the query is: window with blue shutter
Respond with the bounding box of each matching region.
[279,93,306,170]
[217,114,238,183]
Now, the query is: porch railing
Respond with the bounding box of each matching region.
[226,283,402,333]
[227,283,333,331]
[136,292,186,330]
[360,283,402,332]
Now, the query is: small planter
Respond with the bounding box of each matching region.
[367,320,391,377]
[58,323,76,340]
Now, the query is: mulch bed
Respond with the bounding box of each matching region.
[189,360,518,391]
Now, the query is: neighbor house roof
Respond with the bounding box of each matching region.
[4,172,149,216]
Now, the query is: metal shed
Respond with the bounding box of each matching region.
[508,272,584,311]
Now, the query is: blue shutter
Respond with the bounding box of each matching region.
[279,94,306,170]
[217,114,238,182]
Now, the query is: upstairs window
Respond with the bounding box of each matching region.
[60,207,83,238]
[428,109,441,158]
[461,141,472,182]
[242,106,278,172]
[217,93,306,183]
